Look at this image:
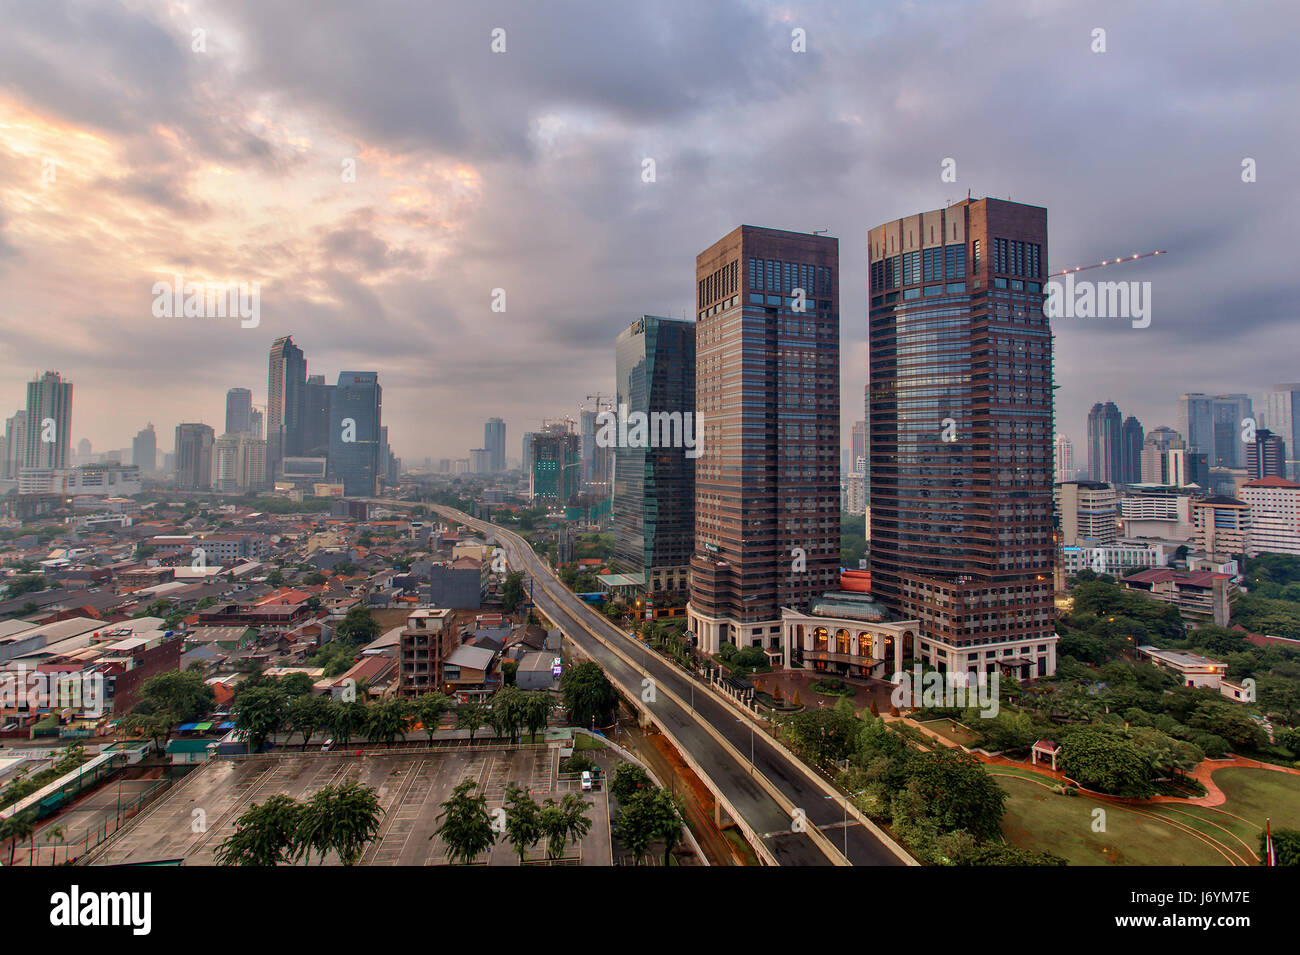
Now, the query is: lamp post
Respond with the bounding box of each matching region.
[736,717,754,773]
[825,789,867,858]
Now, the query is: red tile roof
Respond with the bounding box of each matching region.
[1243,476,1300,488]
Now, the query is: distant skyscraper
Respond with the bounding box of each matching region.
[612,315,696,597]
[521,432,537,474]
[23,370,73,470]
[267,336,307,481]
[1249,429,1287,480]
[328,371,381,496]
[214,432,267,493]
[868,197,1055,678]
[133,423,157,475]
[1086,402,1122,483]
[1,412,25,480]
[850,420,866,473]
[1262,384,1300,480]
[484,417,506,473]
[1054,434,1074,483]
[1121,415,1144,484]
[688,225,839,654]
[1140,425,1185,484]
[469,448,491,474]
[225,387,253,435]
[1179,393,1253,469]
[302,374,334,457]
[249,408,263,440]
[174,423,215,490]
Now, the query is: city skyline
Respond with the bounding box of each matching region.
[2,2,1296,460]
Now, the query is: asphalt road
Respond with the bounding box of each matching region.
[433,506,909,867]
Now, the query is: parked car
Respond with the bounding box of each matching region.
[580,770,593,791]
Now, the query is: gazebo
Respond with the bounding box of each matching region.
[1031,739,1061,771]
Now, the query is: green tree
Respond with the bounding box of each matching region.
[285,694,332,750]
[215,795,302,866]
[434,780,496,865]
[521,691,554,742]
[4,575,47,598]
[489,686,526,743]
[295,780,384,866]
[328,699,369,748]
[1262,827,1300,866]
[1058,728,1155,797]
[610,763,652,805]
[366,698,411,748]
[335,606,380,645]
[233,684,288,753]
[904,749,1007,841]
[0,811,35,867]
[501,571,525,613]
[502,783,542,864]
[539,793,592,862]
[456,703,489,746]
[615,790,656,864]
[133,669,215,737]
[277,672,315,698]
[414,692,452,745]
[562,661,619,729]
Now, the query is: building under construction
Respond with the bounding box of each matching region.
[529,423,581,504]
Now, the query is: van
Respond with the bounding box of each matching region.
[580,770,593,791]
[321,738,335,752]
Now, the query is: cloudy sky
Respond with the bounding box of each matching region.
[1,0,1296,465]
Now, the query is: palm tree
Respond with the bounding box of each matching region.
[539,793,592,862]
[43,824,66,866]
[433,780,496,864]
[456,703,489,747]
[414,692,452,746]
[0,812,35,867]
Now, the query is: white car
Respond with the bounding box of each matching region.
[580,770,593,791]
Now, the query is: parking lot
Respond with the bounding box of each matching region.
[89,747,614,866]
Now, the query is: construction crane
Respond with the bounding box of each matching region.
[1049,250,1166,277]
[584,393,614,414]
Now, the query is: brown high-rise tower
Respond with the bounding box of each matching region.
[867,198,1057,678]
[687,226,839,655]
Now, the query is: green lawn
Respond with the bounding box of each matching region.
[915,718,980,748]
[996,775,1233,866]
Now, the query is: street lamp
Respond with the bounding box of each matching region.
[825,788,867,858]
[736,717,754,774]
